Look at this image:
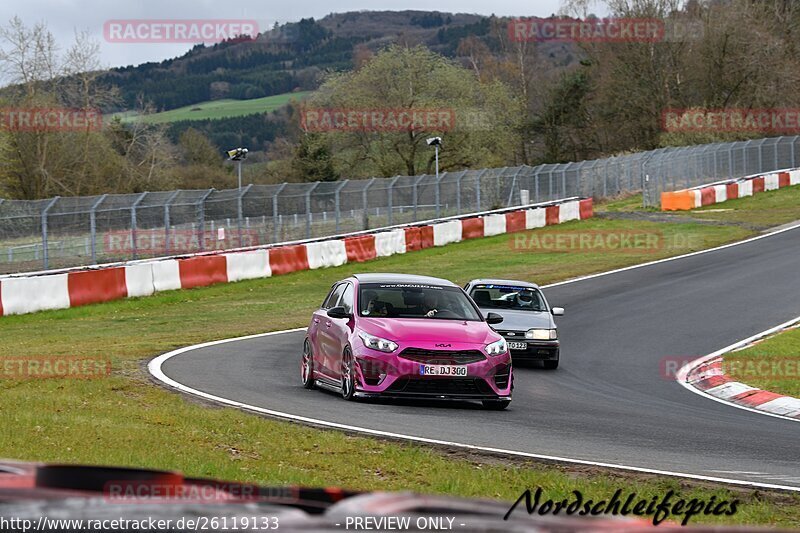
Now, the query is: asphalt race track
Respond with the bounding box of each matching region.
[159,225,800,488]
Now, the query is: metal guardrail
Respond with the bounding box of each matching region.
[1,135,797,274]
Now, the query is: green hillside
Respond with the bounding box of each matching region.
[116,91,312,124]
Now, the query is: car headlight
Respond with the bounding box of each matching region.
[485,338,508,356]
[526,329,557,340]
[358,332,398,353]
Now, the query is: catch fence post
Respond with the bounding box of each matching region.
[238,184,252,247]
[272,183,287,244]
[305,182,320,240]
[89,194,107,264]
[334,180,349,234]
[197,189,214,251]
[163,191,180,255]
[41,196,60,270]
[387,176,400,225]
[131,192,147,260]
[362,178,376,229]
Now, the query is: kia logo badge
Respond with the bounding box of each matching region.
[435,343,451,348]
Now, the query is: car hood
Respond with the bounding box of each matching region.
[478,308,554,332]
[358,317,498,345]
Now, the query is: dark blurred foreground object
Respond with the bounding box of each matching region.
[0,460,783,532]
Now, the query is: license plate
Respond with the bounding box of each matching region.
[419,365,468,377]
[508,341,528,351]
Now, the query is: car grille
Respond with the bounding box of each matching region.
[386,377,494,396]
[399,348,485,365]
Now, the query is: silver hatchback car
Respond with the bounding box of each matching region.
[463,279,564,369]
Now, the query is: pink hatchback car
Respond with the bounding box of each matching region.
[301,273,513,409]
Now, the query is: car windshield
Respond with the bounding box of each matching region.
[359,282,482,321]
[469,284,547,312]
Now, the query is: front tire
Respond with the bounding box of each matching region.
[301,339,316,389]
[482,399,511,410]
[341,346,357,401]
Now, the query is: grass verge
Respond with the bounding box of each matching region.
[725,324,800,398]
[1,192,799,526]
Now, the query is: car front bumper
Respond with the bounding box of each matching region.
[507,340,560,361]
[351,346,513,400]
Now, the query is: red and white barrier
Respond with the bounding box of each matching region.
[713,185,727,204]
[460,217,483,240]
[344,235,377,263]
[662,167,800,211]
[151,260,181,292]
[432,220,462,246]
[764,173,780,191]
[68,267,127,307]
[225,250,271,282]
[1,274,70,315]
[505,211,526,233]
[482,214,506,237]
[306,240,347,270]
[374,230,406,258]
[0,198,594,317]
[558,199,581,223]
[738,180,753,198]
[125,263,155,297]
[178,255,227,289]
[525,207,546,229]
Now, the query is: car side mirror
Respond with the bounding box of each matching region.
[327,306,352,319]
[486,312,504,325]
[551,307,565,316]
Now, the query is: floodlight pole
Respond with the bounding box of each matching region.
[434,145,440,218]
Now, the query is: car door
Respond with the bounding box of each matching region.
[328,282,355,380]
[314,283,345,379]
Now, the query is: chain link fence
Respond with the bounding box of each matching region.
[1,135,798,274]
[640,136,800,205]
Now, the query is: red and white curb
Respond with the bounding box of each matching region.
[677,317,800,422]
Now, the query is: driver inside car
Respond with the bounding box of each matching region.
[422,291,442,317]
[514,290,537,310]
[363,290,392,317]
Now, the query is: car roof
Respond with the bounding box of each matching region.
[467,278,541,289]
[352,273,458,287]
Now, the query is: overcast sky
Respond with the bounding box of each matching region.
[0,0,590,70]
